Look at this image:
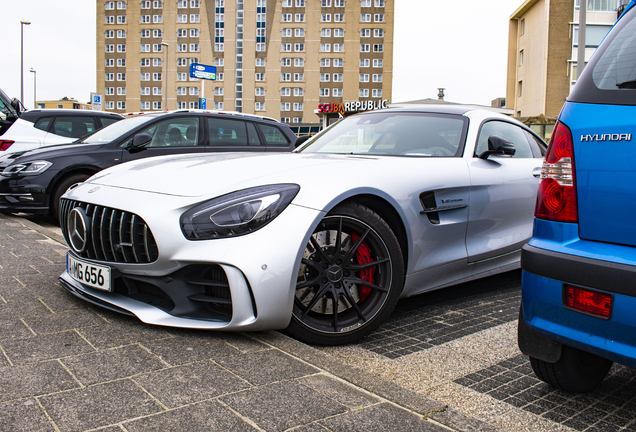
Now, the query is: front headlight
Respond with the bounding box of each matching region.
[180,184,300,240]
[2,160,52,176]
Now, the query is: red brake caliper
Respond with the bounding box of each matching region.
[351,233,375,301]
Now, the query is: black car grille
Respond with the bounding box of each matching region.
[60,199,159,263]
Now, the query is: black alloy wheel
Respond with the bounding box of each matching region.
[285,202,404,345]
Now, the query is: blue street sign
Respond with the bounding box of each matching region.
[189,63,216,81]
[199,98,206,109]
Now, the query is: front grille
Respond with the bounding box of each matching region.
[60,198,159,263]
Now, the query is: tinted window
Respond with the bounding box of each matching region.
[51,117,96,138]
[140,117,199,147]
[246,122,261,146]
[207,118,252,146]
[259,124,290,146]
[475,121,533,159]
[100,117,121,128]
[301,112,467,157]
[569,7,636,105]
[34,117,54,132]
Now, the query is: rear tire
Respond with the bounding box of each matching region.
[530,345,613,393]
[49,174,90,224]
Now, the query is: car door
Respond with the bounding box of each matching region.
[120,116,203,163]
[466,120,543,263]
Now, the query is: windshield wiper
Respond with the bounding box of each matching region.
[616,79,636,89]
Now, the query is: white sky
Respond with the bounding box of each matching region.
[1,0,518,109]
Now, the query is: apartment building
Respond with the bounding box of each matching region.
[506,0,627,120]
[96,0,393,126]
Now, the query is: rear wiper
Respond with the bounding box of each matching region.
[616,79,636,89]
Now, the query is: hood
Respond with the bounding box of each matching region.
[86,152,374,198]
[0,142,104,167]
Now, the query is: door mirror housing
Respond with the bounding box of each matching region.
[478,135,516,159]
[128,133,153,153]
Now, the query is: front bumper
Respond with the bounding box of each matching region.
[59,182,324,331]
[521,242,636,369]
[0,175,49,213]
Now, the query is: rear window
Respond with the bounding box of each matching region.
[569,6,636,105]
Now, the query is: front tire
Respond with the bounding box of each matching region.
[49,174,90,224]
[530,345,613,393]
[285,202,404,345]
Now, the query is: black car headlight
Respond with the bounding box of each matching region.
[1,160,52,176]
[180,184,300,240]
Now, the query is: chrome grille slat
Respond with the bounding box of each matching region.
[59,199,158,264]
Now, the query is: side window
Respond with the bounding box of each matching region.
[207,118,249,146]
[34,117,54,132]
[246,122,261,146]
[138,117,199,147]
[259,124,290,146]
[475,121,533,159]
[100,117,121,128]
[52,117,97,138]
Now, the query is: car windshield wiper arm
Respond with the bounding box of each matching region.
[616,79,636,89]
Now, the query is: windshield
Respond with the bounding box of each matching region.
[299,111,467,157]
[80,115,156,144]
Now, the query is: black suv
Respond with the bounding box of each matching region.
[0,110,299,222]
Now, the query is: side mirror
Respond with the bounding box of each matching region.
[478,135,516,159]
[294,135,311,148]
[128,133,153,153]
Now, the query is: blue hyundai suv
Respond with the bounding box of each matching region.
[519,1,636,392]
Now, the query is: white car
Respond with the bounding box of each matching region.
[0,109,123,153]
[58,105,546,345]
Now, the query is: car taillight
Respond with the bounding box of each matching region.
[0,140,14,151]
[535,121,577,222]
[563,284,612,319]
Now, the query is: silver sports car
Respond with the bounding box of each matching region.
[59,105,546,345]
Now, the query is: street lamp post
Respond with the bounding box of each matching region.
[20,21,31,105]
[161,42,169,110]
[30,68,36,109]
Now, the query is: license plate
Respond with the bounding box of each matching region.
[67,253,112,292]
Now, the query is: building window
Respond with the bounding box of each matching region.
[117,58,126,67]
[334,44,344,52]
[293,117,302,123]
[105,44,114,52]
[374,29,384,37]
[281,88,291,96]
[520,18,525,35]
[153,101,162,110]
[105,59,114,67]
[105,101,115,109]
[374,0,384,6]
[214,102,224,110]
[281,103,291,111]
[105,30,114,38]
[359,73,369,82]
[177,58,187,66]
[321,14,331,22]
[214,87,224,95]
[105,16,115,24]
[177,44,187,52]
[117,15,126,24]
[359,88,369,97]
[333,58,343,67]
[141,15,150,23]
[105,73,115,81]
[176,102,186,109]
[214,58,224,66]
[295,14,305,22]
[281,58,291,67]
[141,44,151,52]
[141,73,150,81]
[153,29,162,38]
[255,102,265,111]
[282,0,292,6]
[153,15,162,23]
[282,28,292,37]
[333,88,343,97]
[140,101,150,110]
[360,58,369,67]
[373,59,383,68]
[294,88,304,96]
[176,87,186,95]
[191,0,199,7]
[190,43,199,52]
[215,43,224,52]
[373,44,383,52]
[117,44,126,52]
[141,1,150,8]
[360,44,370,52]
[295,28,305,37]
[178,14,187,23]
[256,43,266,52]
[321,28,331,37]
[141,87,150,95]
[282,43,292,52]
[321,43,331,52]
[320,73,330,82]
[117,30,126,38]
[294,73,304,81]
[361,14,371,22]
[178,0,187,7]
[294,58,304,67]
[372,74,382,83]
[153,44,163,52]
[360,29,370,38]
[105,1,115,9]
[296,0,305,5]
[519,49,524,66]
[190,29,199,37]
[117,73,126,81]
[333,73,343,82]
[374,14,384,22]
[153,87,162,95]
[334,28,344,37]
[117,101,126,110]
[190,14,200,22]
[153,0,162,7]
[372,89,382,98]
[105,87,115,95]
[518,80,523,97]
[255,73,265,81]
[320,58,330,67]
[255,87,265,96]
[217,73,224,81]
[334,13,344,22]
[321,0,331,5]
[335,0,344,5]
[153,72,162,81]
[320,88,329,97]
[294,43,305,52]
[281,73,291,81]
[256,58,266,67]
[189,87,199,95]
[141,30,150,38]
[281,117,290,123]
[153,58,162,67]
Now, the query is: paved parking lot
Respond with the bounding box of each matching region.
[1,212,636,431]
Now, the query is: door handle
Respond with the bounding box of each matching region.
[532,167,542,178]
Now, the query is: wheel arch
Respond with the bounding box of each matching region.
[46,167,100,206]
